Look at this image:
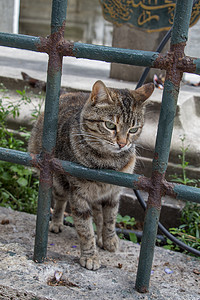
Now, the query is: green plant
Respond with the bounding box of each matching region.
[170,135,199,186]
[30,91,45,121]
[116,214,137,242]
[164,203,200,253]
[166,136,200,254]
[0,84,39,214]
[16,87,45,121]
[116,214,136,229]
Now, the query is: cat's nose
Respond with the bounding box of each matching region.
[118,142,126,148]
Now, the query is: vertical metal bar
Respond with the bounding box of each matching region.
[33,0,68,263]
[135,0,193,293]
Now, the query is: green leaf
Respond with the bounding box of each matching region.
[17,177,28,187]
[116,214,123,223]
[129,232,137,243]
[123,215,131,222]
[163,245,173,250]
[1,191,10,200]
[64,216,74,225]
[0,172,12,181]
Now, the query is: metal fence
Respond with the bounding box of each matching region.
[0,0,200,294]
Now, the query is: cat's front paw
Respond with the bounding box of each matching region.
[49,221,63,233]
[103,233,119,252]
[80,254,100,270]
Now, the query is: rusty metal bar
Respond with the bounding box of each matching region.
[1,32,200,76]
[135,0,194,293]
[33,0,68,263]
[0,147,200,206]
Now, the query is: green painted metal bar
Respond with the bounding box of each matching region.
[0,31,159,67]
[51,0,68,33]
[2,32,200,76]
[33,0,68,263]
[0,147,200,205]
[173,184,200,204]
[73,42,159,66]
[194,58,200,75]
[170,0,193,45]
[0,32,42,51]
[135,0,194,293]
[0,148,32,166]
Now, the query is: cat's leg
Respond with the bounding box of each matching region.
[70,192,100,270]
[102,193,120,252]
[92,203,103,248]
[49,176,69,233]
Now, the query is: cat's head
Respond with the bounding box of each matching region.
[80,80,154,153]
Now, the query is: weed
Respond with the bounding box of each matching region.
[167,136,200,254]
[170,135,200,186]
[0,84,39,214]
[116,214,137,242]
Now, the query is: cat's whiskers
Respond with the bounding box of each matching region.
[135,143,151,152]
[72,132,115,147]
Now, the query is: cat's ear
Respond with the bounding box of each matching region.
[132,83,154,104]
[90,80,112,104]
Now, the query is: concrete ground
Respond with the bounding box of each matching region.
[0,206,200,300]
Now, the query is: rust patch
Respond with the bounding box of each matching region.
[36,36,49,53]
[135,171,178,210]
[58,40,75,57]
[135,175,151,192]
[39,151,54,186]
[50,158,68,175]
[35,20,67,73]
[154,42,189,86]
[166,42,185,86]
[163,180,177,198]
[30,151,53,186]
[177,56,196,73]
[136,286,149,293]
[153,52,174,71]
[147,171,165,210]
[30,153,41,169]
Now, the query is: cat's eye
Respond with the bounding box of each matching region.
[129,127,139,134]
[105,121,116,130]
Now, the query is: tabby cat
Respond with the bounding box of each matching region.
[28,80,154,270]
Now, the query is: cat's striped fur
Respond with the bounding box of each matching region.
[28,80,154,270]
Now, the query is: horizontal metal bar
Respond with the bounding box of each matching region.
[0,147,199,204]
[173,184,200,204]
[0,32,42,52]
[1,32,200,76]
[52,158,142,188]
[0,147,33,166]
[0,32,159,67]
[72,42,159,67]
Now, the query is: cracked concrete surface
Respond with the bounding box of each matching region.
[0,207,199,300]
